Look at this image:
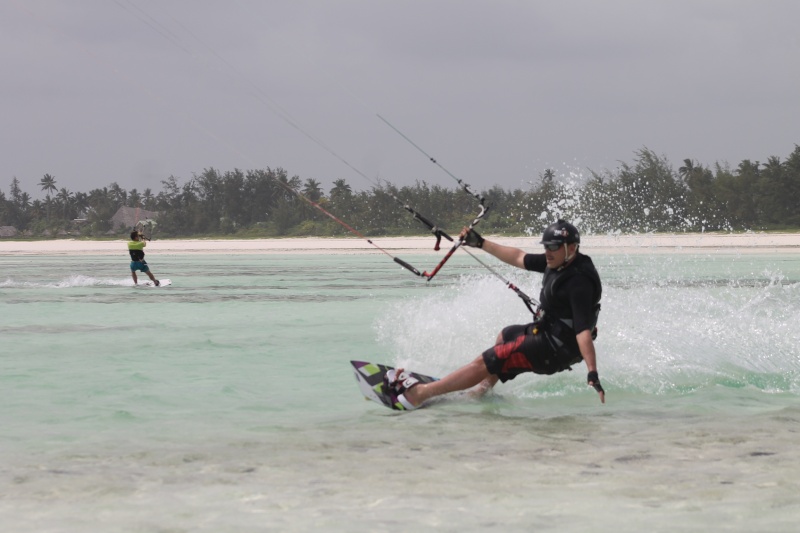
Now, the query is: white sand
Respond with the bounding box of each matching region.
[1,233,799,256]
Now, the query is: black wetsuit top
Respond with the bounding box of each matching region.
[481,253,602,379]
[523,253,602,354]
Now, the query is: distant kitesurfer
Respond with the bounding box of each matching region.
[127,230,160,286]
[386,219,604,409]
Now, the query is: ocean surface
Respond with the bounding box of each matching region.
[1,248,799,532]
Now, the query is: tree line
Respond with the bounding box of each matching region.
[1,145,799,238]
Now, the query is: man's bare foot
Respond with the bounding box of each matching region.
[401,383,424,407]
[387,368,424,410]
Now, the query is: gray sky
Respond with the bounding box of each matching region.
[3,1,799,199]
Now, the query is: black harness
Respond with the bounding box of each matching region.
[537,254,602,372]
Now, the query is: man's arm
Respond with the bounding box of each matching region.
[576,329,605,403]
[480,240,527,269]
[460,227,527,268]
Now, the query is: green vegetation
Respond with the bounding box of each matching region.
[2,146,799,239]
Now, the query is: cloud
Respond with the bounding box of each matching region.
[2,0,799,199]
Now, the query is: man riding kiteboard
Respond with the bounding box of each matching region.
[127,230,160,286]
[386,219,605,409]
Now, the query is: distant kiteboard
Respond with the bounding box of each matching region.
[140,278,172,288]
[351,360,438,411]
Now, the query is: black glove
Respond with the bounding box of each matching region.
[587,370,604,394]
[462,228,484,248]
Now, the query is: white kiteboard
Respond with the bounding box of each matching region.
[351,360,438,411]
[140,278,172,288]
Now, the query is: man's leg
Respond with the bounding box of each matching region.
[131,271,138,284]
[470,374,500,398]
[470,323,537,396]
[403,355,492,407]
[469,331,505,396]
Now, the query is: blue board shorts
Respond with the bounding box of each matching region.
[130,260,150,273]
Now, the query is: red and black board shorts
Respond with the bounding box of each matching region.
[482,323,564,382]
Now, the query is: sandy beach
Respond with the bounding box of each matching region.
[0,232,799,256]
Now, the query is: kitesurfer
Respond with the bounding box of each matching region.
[387,219,604,408]
[127,230,160,286]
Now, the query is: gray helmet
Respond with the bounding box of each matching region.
[540,219,580,245]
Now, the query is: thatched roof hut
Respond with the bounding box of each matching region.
[0,226,18,238]
[110,207,160,230]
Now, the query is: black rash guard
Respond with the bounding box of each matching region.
[523,253,601,348]
[481,252,603,380]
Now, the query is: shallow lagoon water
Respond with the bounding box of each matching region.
[1,250,799,532]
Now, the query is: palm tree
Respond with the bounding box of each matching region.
[86,187,115,231]
[678,159,697,182]
[30,199,44,220]
[10,177,22,204]
[109,182,127,207]
[758,156,787,224]
[329,178,352,201]
[56,188,73,222]
[73,192,89,219]
[329,178,353,214]
[142,188,155,210]
[128,188,141,208]
[302,178,323,202]
[276,171,301,203]
[19,192,31,211]
[39,173,57,195]
[39,173,57,223]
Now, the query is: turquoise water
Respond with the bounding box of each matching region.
[2,250,800,532]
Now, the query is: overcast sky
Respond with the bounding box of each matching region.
[3,1,799,199]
